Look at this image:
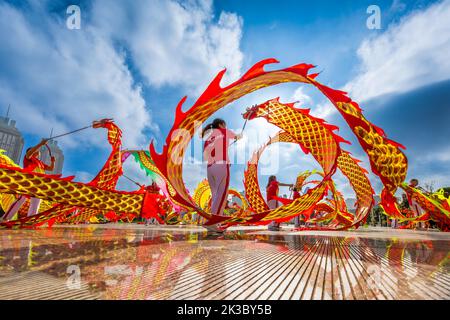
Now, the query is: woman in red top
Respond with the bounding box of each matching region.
[201,118,241,232]
[1,138,55,221]
[266,175,293,231]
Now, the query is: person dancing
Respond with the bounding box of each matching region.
[266,175,293,231]
[202,118,241,233]
[1,138,55,221]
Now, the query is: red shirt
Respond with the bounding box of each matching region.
[23,155,45,173]
[203,128,236,166]
[293,190,301,200]
[266,180,279,201]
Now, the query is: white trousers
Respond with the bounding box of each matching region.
[268,199,281,228]
[207,163,230,216]
[4,196,41,220]
[411,199,425,228]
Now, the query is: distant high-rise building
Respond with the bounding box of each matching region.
[0,114,24,164]
[39,140,64,175]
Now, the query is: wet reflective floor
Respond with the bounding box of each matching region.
[0,224,449,300]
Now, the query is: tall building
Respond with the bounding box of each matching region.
[39,140,64,175]
[0,115,24,164]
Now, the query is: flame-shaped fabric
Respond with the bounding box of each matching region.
[242,98,344,224]
[149,59,315,217]
[2,58,445,229]
[0,150,54,217]
[63,120,123,223]
[0,121,144,229]
[243,126,374,229]
[401,183,450,230]
[192,179,248,216]
[149,59,406,225]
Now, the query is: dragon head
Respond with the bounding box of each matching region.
[241,104,259,120]
[242,98,283,120]
[92,118,114,129]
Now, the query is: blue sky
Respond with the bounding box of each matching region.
[0,0,449,198]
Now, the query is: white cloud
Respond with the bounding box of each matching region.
[72,171,94,183]
[390,0,407,13]
[233,118,281,163]
[0,0,244,153]
[182,156,206,194]
[416,146,450,163]
[310,101,336,119]
[0,2,154,150]
[291,87,312,105]
[345,0,450,101]
[328,170,356,199]
[91,0,244,93]
[291,85,337,120]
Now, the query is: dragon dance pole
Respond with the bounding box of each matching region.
[122,174,143,188]
[46,125,93,140]
[230,107,255,146]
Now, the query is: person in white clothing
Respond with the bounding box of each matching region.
[201,118,242,233]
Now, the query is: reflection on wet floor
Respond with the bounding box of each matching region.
[0,224,449,300]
